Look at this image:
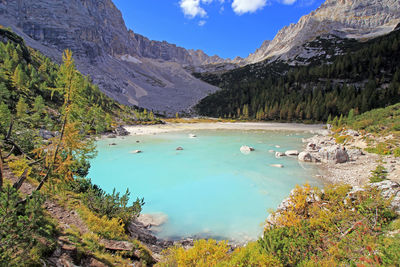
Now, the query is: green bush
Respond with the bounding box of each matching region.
[0,186,56,265]
[369,165,388,183]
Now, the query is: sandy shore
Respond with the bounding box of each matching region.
[124,122,325,135]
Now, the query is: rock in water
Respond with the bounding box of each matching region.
[298,151,313,162]
[240,146,255,154]
[285,150,299,156]
[137,213,168,228]
[275,152,286,158]
[270,164,284,168]
[189,134,197,138]
[130,150,142,154]
[176,147,184,151]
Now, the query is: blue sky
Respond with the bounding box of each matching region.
[113,0,325,59]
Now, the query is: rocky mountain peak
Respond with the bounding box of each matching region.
[246,0,400,64]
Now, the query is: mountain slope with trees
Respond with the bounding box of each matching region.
[0,27,158,266]
[195,25,400,122]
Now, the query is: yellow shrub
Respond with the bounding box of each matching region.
[8,157,32,178]
[78,206,127,240]
[227,242,282,267]
[158,239,230,267]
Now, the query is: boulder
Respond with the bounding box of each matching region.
[176,147,184,151]
[115,126,129,136]
[39,129,57,140]
[318,145,349,164]
[285,150,299,156]
[370,180,400,214]
[108,134,117,138]
[137,213,168,228]
[189,134,197,138]
[275,152,286,158]
[130,150,142,154]
[298,151,312,162]
[109,143,117,146]
[347,149,363,161]
[240,146,255,154]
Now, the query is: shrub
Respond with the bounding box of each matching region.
[158,239,230,267]
[0,186,56,265]
[369,164,388,183]
[365,142,392,155]
[227,242,282,267]
[77,205,127,240]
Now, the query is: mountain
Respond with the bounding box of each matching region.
[195,26,400,121]
[245,0,400,64]
[0,0,228,115]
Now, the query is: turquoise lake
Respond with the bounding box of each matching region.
[88,129,322,242]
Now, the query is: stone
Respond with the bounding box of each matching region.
[137,213,168,228]
[130,150,142,154]
[189,134,197,138]
[240,146,255,154]
[109,143,117,146]
[347,149,363,161]
[298,151,312,162]
[39,129,57,140]
[285,150,299,156]
[115,126,129,136]
[270,164,284,168]
[176,147,184,151]
[108,134,117,138]
[318,145,349,164]
[275,152,286,158]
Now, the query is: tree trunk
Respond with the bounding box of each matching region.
[0,146,3,191]
[12,168,28,191]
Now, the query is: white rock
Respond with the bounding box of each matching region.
[298,151,312,162]
[130,150,142,154]
[285,150,299,156]
[318,145,349,164]
[275,152,286,158]
[270,164,284,168]
[240,146,255,154]
[189,134,197,138]
[137,213,168,228]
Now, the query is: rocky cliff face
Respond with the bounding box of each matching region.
[0,0,224,114]
[246,0,400,64]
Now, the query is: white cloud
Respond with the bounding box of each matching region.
[179,0,207,18]
[281,0,297,4]
[232,0,267,15]
[198,20,207,26]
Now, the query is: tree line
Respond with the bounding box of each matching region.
[195,26,400,122]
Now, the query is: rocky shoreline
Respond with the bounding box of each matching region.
[296,128,399,186]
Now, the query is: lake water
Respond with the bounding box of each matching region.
[88,129,322,242]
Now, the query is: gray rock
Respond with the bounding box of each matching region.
[275,152,286,158]
[39,129,57,140]
[318,145,349,164]
[347,149,363,161]
[298,151,313,162]
[285,150,299,156]
[115,126,129,136]
[176,147,184,151]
